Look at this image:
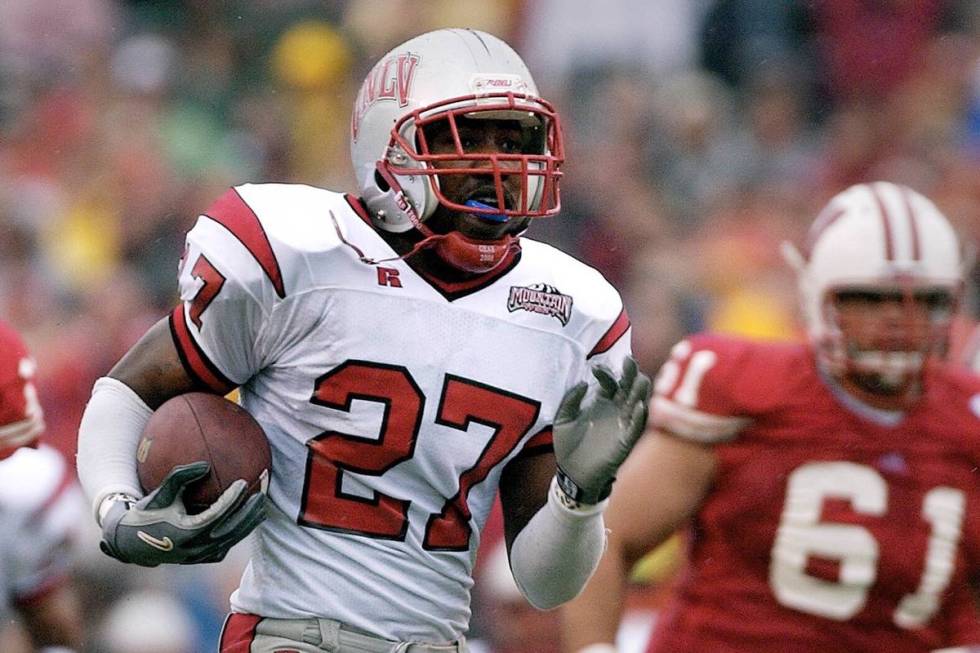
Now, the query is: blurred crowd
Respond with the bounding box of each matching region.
[1,1,979,651]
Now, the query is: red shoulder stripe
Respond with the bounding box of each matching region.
[205,188,286,298]
[587,308,630,359]
[219,613,261,653]
[169,306,236,395]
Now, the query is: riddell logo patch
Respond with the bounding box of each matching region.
[508,284,573,326]
[471,74,529,94]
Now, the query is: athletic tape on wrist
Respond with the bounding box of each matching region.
[549,477,607,517]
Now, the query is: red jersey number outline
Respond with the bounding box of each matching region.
[188,255,226,330]
[300,361,540,550]
[178,250,543,549]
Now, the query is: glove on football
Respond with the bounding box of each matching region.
[100,461,266,566]
[553,356,652,505]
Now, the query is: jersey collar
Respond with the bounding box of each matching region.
[345,195,522,301]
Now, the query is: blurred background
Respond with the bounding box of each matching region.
[1,0,979,651]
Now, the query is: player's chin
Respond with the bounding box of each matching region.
[847,370,917,397]
[428,202,526,241]
[453,213,529,241]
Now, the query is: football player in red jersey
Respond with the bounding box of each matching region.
[76,29,651,653]
[562,181,980,653]
[0,321,44,461]
[0,320,87,652]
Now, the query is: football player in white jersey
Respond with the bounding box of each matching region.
[76,28,651,653]
[0,320,87,652]
[0,446,89,653]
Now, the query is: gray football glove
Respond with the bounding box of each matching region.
[553,356,652,505]
[99,461,266,567]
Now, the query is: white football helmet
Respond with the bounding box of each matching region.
[783,181,963,388]
[349,28,563,271]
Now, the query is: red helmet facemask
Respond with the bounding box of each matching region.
[394,93,564,219]
[378,93,563,273]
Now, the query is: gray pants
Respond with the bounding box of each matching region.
[250,617,469,653]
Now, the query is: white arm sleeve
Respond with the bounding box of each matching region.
[508,477,607,610]
[75,377,153,522]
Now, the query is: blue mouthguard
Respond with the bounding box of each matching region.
[464,199,509,223]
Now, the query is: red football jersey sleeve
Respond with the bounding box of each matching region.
[0,321,44,458]
[650,333,806,443]
[647,333,980,653]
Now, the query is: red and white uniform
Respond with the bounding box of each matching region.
[649,333,980,653]
[171,183,631,642]
[0,322,81,625]
[0,321,44,460]
[0,445,87,625]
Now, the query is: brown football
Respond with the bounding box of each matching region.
[136,392,271,514]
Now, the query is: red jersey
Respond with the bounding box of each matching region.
[648,333,980,653]
[0,321,43,459]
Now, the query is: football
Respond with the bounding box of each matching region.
[136,392,271,514]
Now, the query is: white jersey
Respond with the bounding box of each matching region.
[171,183,632,641]
[0,445,87,624]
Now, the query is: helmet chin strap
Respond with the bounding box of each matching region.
[330,210,517,273]
[433,230,519,273]
[348,166,521,273]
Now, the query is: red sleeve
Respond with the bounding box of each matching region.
[650,334,805,442]
[0,321,44,456]
[0,321,31,426]
[657,334,808,415]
